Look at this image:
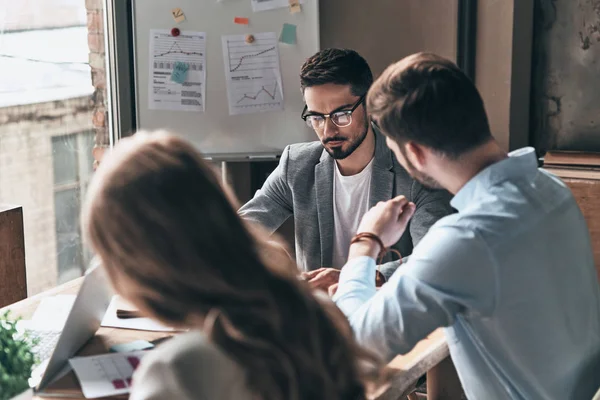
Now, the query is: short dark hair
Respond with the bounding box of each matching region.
[367,52,492,159]
[300,48,373,96]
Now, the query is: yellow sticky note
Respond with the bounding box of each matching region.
[172,8,186,23]
[290,3,302,13]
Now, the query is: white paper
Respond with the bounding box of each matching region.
[31,295,76,331]
[69,351,147,398]
[222,32,284,115]
[148,29,206,112]
[251,0,304,12]
[101,295,175,332]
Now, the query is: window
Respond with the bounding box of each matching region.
[52,132,95,284]
[0,0,109,294]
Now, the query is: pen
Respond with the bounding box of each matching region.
[116,309,143,319]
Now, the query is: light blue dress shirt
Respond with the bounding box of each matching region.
[334,147,600,399]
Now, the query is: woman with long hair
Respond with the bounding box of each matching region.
[82,131,386,400]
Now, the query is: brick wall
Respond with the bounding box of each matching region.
[0,97,94,295]
[85,0,109,165]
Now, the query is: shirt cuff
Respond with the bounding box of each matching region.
[333,256,378,316]
[339,256,377,285]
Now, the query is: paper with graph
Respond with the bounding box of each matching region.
[70,351,148,398]
[222,32,284,115]
[148,29,206,112]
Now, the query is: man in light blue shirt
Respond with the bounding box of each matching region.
[333,52,600,399]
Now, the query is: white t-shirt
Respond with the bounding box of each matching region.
[331,158,374,268]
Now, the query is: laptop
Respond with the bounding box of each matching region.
[23,264,112,391]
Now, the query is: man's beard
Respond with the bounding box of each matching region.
[400,147,443,189]
[322,119,369,160]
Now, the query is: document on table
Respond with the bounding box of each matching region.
[100,295,176,332]
[69,351,148,398]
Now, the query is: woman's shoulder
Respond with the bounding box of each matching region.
[131,331,254,400]
[152,330,235,365]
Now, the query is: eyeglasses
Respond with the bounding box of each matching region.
[301,95,366,130]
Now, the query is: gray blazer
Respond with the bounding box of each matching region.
[239,131,454,279]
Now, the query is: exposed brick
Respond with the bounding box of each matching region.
[91,69,106,90]
[92,109,106,128]
[91,90,106,109]
[92,145,108,168]
[87,10,104,34]
[89,52,105,70]
[87,33,105,54]
[86,0,108,149]
[95,127,110,147]
[85,0,103,11]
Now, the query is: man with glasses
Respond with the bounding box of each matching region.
[239,48,453,290]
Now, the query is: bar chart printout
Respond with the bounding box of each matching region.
[222,32,284,115]
[69,351,148,398]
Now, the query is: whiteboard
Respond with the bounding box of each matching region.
[132,0,320,156]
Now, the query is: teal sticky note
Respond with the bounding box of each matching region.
[171,61,189,84]
[110,340,155,353]
[279,23,297,45]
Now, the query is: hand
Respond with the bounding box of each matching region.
[303,268,340,292]
[357,195,416,248]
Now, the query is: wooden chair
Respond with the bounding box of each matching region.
[548,173,600,399]
[0,205,27,307]
[558,177,600,279]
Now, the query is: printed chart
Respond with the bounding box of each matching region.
[148,30,206,112]
[251,0,305,12]
[222,32,284,115]
[70,351,147,398]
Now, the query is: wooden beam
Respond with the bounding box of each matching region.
[0,205,27,307]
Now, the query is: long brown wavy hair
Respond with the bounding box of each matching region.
[82,131,386,399]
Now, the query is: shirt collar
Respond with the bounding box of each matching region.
[450,147,538,211]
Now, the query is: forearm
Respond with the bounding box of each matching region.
[332,256,378,317]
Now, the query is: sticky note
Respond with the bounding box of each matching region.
[280,23,297,45]
[290,3,302,13]
[171,61,189,83]
[234,17,249,25]
[110,340,154,353]
[171,8,186,23]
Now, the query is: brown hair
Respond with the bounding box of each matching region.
[82,131,385,400]
[367,52,492,159]
[300,48,373,96]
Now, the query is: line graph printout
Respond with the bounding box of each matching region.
[222,32,284,115]
[149,29,206,112]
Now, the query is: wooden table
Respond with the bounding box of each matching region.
[1,279,449,400]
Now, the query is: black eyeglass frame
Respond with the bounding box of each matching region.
[301,94,366,128]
